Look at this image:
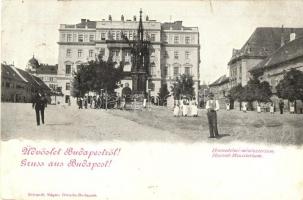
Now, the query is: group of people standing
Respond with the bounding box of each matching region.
[173,93,220,139]
[255,99,295,114]
[173,98,198,117]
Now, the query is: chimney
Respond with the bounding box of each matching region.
[146,15,149,21]
[81,19,86,24]
[290,29,296,41]
[133,16,136,21]
[121,15,124,21]
[108,15,112,21]
[281,25,285,47]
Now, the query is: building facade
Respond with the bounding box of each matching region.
[57,12,200,105]
[209,75,230,109]
[228,27,303,88]
[26,56,64,104]
[250,35,303,113]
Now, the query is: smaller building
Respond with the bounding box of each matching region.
[250,34,303,113]
[1,63,50,103]
[228,27,303,88]
[209,75,230,109]
[26,56,63,104]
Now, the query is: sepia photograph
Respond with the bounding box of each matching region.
[1,0,303,199]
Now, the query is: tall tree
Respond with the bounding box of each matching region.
[229,84,244,101]
[241,78,260,102]
[171,74,195,99]
[71,56,124,97]
[276,68,303,102]
[256,81,272,102]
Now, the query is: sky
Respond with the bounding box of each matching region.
[1,0,303,84]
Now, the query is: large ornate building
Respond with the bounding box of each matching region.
[57,11,200,105]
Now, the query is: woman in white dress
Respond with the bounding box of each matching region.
[173,104,180,117]
[190,101,198,117]
[257,102,261,113]
[242,102,247,112]
[290,101,295,114]
[226,103,230,111]
[270,102,274,114]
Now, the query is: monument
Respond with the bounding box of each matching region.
[122,9,151,96]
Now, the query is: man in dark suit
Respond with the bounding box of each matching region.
[32,92,47,126]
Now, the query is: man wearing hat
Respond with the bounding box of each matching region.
[205,93,220,138]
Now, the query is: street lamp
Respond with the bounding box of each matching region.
[148,89,151,111]
[204,88,207,108]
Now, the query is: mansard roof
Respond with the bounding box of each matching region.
[228,27,303,65]
[250,36,303,73]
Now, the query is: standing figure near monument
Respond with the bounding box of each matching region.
[122,83,132,109]
[173,103,180,117]
[270,102,275,114]
[279,99,284,114]
[32,91,47,126]
[182,97,189,117]
[205,93,220,138]
[190,101,198,117]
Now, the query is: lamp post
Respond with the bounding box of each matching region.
[148,89,151,111]
[100,89,104,109]
[105,89,108,110]
[204,88,207,108]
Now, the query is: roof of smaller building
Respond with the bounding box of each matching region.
[250,36,303,73]
[1,63,50,91]
[228,27,303,65]
[35,64,58,75]
[209,75,229,87]
[1,64,27,83]
[161,21,197,31]
[17,68,50,91]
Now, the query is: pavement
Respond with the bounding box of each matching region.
[1,103,185,142]
[1,103,303,145]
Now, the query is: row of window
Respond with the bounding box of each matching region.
[62,31,157,42]
[162,35,192,44]
[163,66,191,77]
[66,48,191,60]
[164,51,191,59]
[62,33,95,43]
[105,31,156,42]
[65,64,192,77]
[40,76,55,82]
[66,48,133,58]
[66,49,95,58]
[62,32,193,44]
